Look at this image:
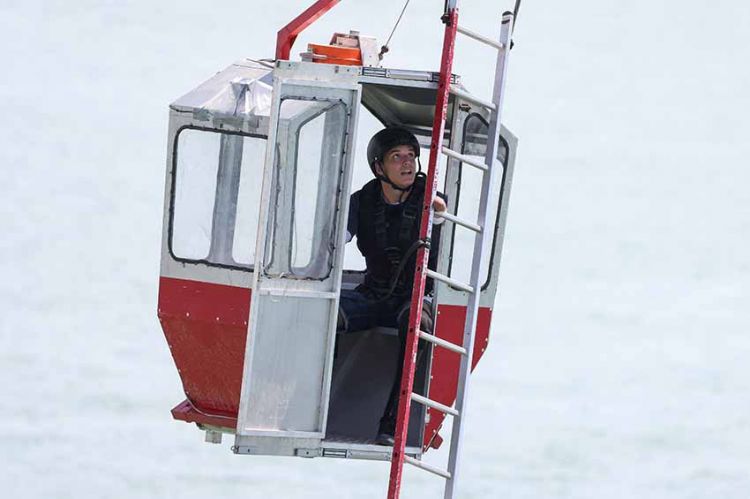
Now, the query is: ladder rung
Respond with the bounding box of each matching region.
[435,210,482,233]
[404,455,451,479]
[418,330,467,356]
[441,146,489,172]
[411,393,459,417]
[457,24,504,50]
[450,85,496,111]
[425,269,474,293]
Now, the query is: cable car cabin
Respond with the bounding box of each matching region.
[158,58,517,461]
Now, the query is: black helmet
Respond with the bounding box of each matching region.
[366,126,421,175]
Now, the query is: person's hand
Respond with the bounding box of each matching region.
[432,196,447,214]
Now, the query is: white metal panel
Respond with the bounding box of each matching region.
[171,60,272,114]
[242,295,332,434]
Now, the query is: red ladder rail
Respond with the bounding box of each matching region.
[387,7,460,499]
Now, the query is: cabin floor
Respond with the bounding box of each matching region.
[325,327,429,449]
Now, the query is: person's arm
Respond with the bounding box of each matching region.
[345,191,360,243]
[432,195,447,224]
[427,192,447,271]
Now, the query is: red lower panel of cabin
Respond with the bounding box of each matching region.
[423,305,491,450]
[158,277,491,449]
[158,277,250,417]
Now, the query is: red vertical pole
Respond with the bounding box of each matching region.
[386,8,459,499]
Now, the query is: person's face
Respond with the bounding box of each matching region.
[377,144,417,189]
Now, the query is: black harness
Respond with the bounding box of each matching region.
[356,175,426,298]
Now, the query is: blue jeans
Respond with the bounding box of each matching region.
[338,288,410,333]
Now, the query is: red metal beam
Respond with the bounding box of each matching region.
[276,0,341,60]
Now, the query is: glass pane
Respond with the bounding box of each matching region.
[264,99,347,280]
[292,110,326,270]
[172,129,220,260]
[172,128,265,267]
[448,115,507,288]
[233,137,266,265]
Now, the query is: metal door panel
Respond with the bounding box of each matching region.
[242,295,331,433]
[235,67,360,449]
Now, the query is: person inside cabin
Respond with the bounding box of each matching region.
[337,126,447,445]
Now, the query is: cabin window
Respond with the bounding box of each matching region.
[171,127,265,269]
[448,114,509,289]
[263,98,348,280]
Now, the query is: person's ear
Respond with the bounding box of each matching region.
[374,161,384,175]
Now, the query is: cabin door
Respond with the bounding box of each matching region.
[235,70,361,454]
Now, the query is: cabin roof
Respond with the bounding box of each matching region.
[170,59,462,136]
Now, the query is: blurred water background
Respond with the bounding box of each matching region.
[1,0,749,497]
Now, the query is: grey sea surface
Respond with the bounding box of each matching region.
[2,1,749,498]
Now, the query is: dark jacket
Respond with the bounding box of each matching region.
[347,176,442,299]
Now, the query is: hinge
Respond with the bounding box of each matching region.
[322,448,349,458]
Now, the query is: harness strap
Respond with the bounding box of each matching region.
[398,174,424,249]
[359,176,426,297]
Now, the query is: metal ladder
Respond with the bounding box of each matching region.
[387,4,515,499]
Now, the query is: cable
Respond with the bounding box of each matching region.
[512,0,522,34]
[380,237,430,300]
[379,0,412,60]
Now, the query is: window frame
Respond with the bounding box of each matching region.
[262,97,349,282]
[446,112,510,291]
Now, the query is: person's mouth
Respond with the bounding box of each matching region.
[400,169,413,177]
